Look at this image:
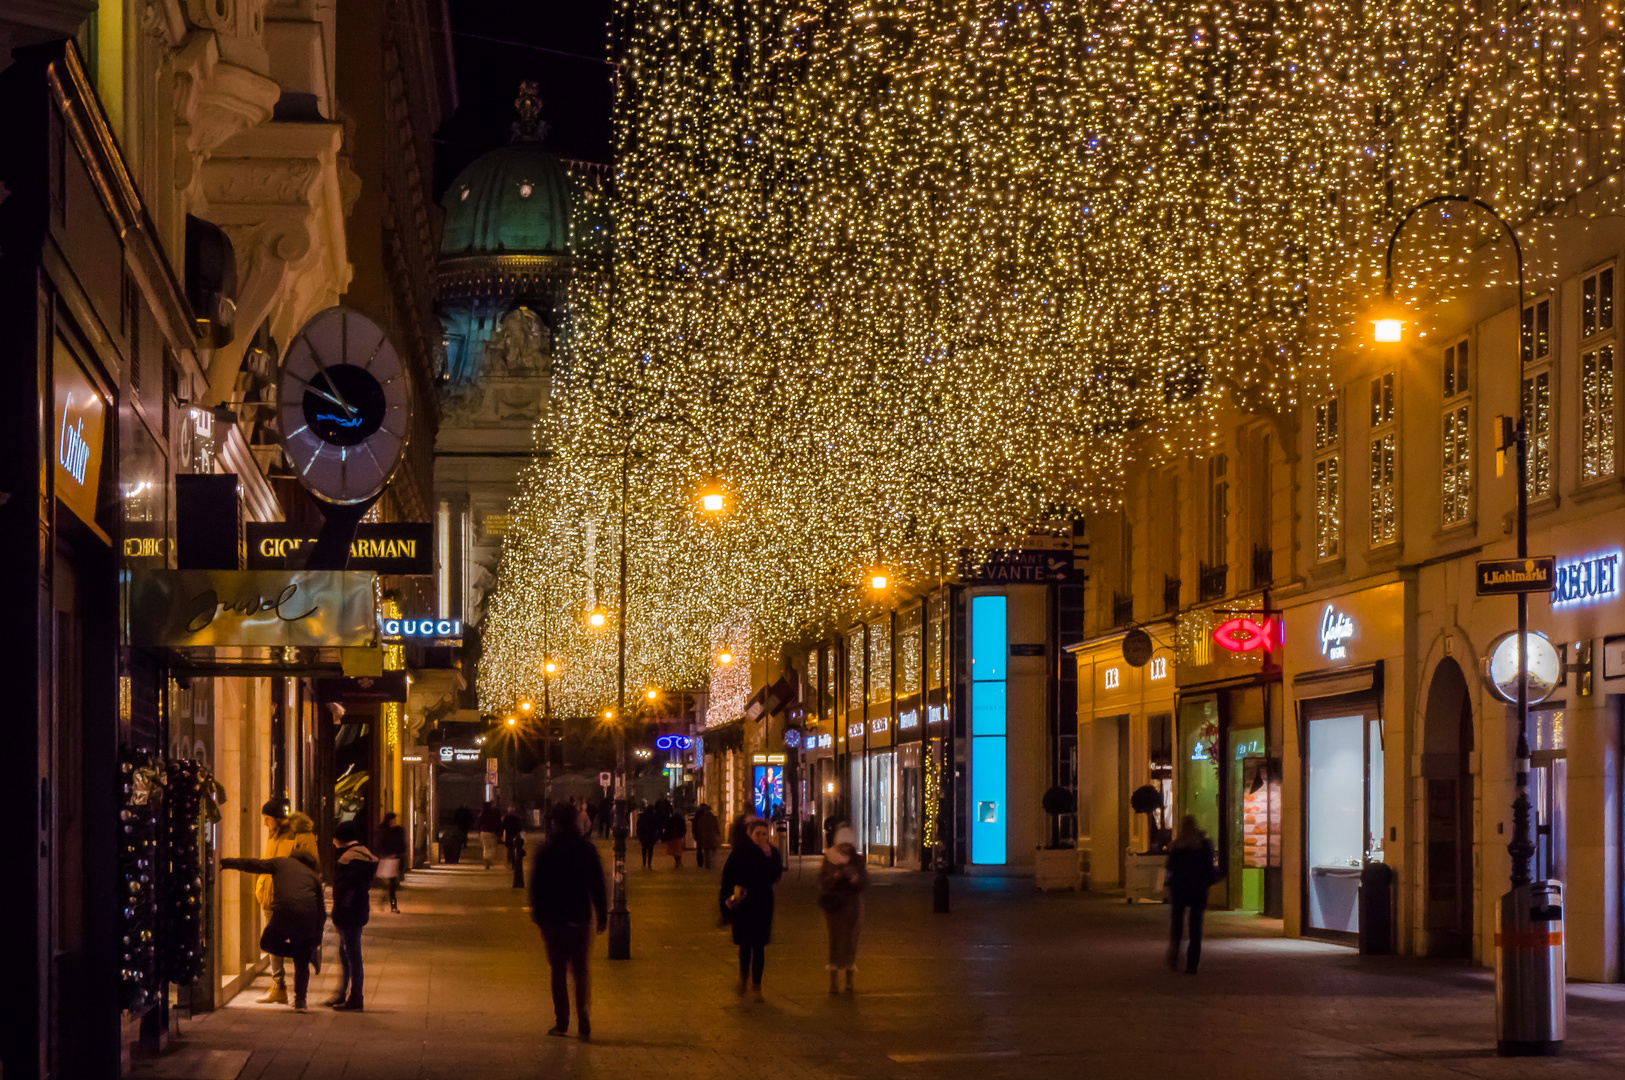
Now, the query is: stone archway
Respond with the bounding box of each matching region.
[1421,656,1475,958]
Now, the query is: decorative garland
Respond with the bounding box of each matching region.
[118,751,162,1011]
[162,760,223,985]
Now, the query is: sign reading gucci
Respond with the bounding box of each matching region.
[129,570,378,647]
[379,617,463,643]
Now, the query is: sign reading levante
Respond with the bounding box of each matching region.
[1476,556,1556,596]
[246,522,433,575]
[959,548,1086,584]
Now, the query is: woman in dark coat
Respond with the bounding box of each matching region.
[374,812,407,913]
[1164,814,1219,974]
[691,804,721,869]
[328,821,378,1009]
[220,850,325,1011]
[818,824,868,993]
[663,810,688,869]
[719,817,783,1001]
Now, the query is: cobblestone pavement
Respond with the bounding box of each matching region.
[137,845,1625,1080]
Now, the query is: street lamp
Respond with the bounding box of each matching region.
[587,607,608,629]
[1380,195,1550,1055]
[717,649,734,665]
[699,481,726,513]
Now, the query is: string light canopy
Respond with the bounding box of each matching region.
[478,0,1625,717]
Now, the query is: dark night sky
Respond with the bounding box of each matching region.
[433,0,617,197]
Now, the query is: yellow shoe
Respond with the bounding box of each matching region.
[257,983,288,1004]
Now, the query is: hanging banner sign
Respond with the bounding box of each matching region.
[1476,556,1556,596]
[129,570,378,648]
[246,522,433,574]
[315,672,408,704]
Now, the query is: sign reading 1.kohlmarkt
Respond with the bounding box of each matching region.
[1476,556,1556,596]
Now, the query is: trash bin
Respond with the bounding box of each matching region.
[1358,861,1395,954]
[1496,881,1564,1056]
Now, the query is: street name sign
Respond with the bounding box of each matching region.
[1476,557,1555,595]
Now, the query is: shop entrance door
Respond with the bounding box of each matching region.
[1529,707,1566,884]
[1304,709,1382,940]
[1421,658,1474,958]
[1179,698,1224,905]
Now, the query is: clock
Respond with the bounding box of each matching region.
[276,307,410,504]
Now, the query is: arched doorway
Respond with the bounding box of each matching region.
[1421,657,1475,958]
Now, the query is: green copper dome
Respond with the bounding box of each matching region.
[441,140,575,257]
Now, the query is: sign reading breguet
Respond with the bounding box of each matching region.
[1550,550,1622,608]
[129,570,378,648]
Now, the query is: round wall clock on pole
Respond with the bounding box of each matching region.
[276,307,411,568]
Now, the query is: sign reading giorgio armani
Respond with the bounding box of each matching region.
[245,522,433,574]
[128,570,378,647]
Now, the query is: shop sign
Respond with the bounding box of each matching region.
[1318,606,1355,660]
[54,344,107,527]
[1550,550,1622,609]
[927,705,943,725]
[246,522,434,574]
[1102,666,1121,689]
[128,569,378,648]
[848,722,863,738]
[438,747,481,763]
[1148,656,1169,681]
[655,735,693,750]
[379,617,463,642]
[871,717,889,733]
[1485,631,1562,705]
[959,547,1086,584]
[1476,556,1556,596]
[316,672,408,703]
[899,709,919,729]
[1213,616,1278,653]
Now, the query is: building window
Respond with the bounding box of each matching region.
[847,628,864,712]
[868,621,892,703]
[969,595,1007,866]
[898,609,921,698]
[1207,454,1228,570]
[1441,341,1471,526]
[1583,265,1614,340]
[1581,342,1615,481]
[1368,373,1397,547]
[927,595,944,690]
[1523,370,1553,497]
[1522,296,1551,366]
[1314,395,1341,561]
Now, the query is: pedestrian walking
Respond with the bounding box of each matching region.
[253,800,317,1004]
[374,812,407,913]
[1165,814,1219,974]
[448,804,475,864]
[635,802,659,869]
[692,803,721,869]
[502,807,524,868]
[719,817,782,1001]
[478,801,503,869]
[220,848,325,1012]
[818,825,868,993]
[663,809,688,869]
[598,795,614,838]
[529,802,608,1039]
[574,797,592,837]
[327,821,378,1010]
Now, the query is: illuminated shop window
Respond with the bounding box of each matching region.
[970,595,1007,865]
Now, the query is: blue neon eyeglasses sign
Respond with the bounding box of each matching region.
[1551,549,1622,609]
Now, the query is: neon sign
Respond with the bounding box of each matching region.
[380,618,463,640]
[1551,550,1622,609]
[1318,605,1354,659]
[1213,617,1277,653]
[1103,667,1121,688]
[1148,656,1168,680]
[655,735,693,751]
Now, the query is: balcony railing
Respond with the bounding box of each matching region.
[1112,592,1134,627]
[1251,544,1274,590]
[1162,575,1181,613]
[1198,562,1228,601]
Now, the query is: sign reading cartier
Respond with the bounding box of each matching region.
[245,523,433,575]
[129,570,378,648]
[54,343,107,528]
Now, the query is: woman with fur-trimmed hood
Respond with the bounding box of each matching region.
[254,801,318,1004]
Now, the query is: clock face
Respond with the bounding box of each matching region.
[277,307,411,504]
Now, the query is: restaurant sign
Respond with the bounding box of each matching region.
[129,570,378,648]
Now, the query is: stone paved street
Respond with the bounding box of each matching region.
[137,846,1625,1080]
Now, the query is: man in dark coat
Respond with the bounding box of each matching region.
[220,850,325,1011]
[1165,814,1219,973]
[529,802,608,1038]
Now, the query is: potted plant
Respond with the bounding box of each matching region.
[1124,784,1169,902]
[1035,784,1080,891]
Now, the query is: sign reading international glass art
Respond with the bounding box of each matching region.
[129,570,378,648]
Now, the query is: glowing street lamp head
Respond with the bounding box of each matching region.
[587,608,608,629]
[718,650,734,665]
[1372,318,1404,343]
[645,688,659,701]
[869,572,889,591]
[505,716,517,727]
[518,700,534,713]
[544,660,558,674]
[604,708,615,720]
[700,483,725,513]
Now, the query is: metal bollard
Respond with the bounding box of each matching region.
[1495,880,1564,1056]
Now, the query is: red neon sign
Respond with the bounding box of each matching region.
[1212,616,1278,653]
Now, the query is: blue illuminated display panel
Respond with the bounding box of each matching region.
[970,595,1008,865]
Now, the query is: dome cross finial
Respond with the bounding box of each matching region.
[512,81,550,143]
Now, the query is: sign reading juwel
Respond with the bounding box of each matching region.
[129,570,378,648]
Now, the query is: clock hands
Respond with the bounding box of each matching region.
[305,335,357,417]
[284,370,355,413]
